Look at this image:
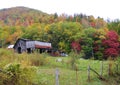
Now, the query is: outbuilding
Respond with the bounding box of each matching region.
[13,38,52,53]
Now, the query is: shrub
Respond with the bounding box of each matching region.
[3,63,21,85]
[0,63,37,85]
[68,51,79,70]
[94,51,103,60]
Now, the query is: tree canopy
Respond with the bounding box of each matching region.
[0,7,120,60]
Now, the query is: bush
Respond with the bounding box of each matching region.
[0,63,37,85]
[68,51,79,70]
[94,51,103,60]
[3,63,21,85]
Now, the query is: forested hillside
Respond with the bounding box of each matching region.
[0,6,120,59]
[0,6,51,26]
[0,6,107,27]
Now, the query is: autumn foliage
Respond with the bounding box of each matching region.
[71,41,81,53]
[71,29,120,60]
[102,31,120,59]
[0,7,120,60]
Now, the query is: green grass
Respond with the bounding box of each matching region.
[36,60,106,85]
[0,48,120,85]
[35,57,119,85]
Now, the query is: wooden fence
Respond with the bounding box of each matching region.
[55,61,120,85]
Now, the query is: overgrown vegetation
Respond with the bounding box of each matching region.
[0,49,50,85]
[0,49,120,85]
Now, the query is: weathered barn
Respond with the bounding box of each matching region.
[13,38,52,53]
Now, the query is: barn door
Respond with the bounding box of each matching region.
[27,48,31,53]
[18,47,22,53]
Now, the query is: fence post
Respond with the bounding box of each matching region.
[55,68,59,85]
[108,62,112,76]
[100,61,103,76]
[116,63,118,74]
[76,68,78,85]
[87,65,90,81]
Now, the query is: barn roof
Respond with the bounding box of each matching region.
[35,41,51,48]
[13,38,31,48]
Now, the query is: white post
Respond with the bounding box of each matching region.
[55,68,59,85]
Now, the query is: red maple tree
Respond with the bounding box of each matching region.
[71,41,81,53]
[106,30,119,41]
[104,48,118,58]
[102,30,120,59]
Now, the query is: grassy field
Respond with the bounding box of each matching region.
[0,48,120,85]
[36,57,120,85]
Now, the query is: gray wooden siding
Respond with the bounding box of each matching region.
[26,41,35,48]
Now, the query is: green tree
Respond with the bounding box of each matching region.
[79,28,96,59]
[48,21,82,52]
[22,24,42,40]
[0,27,9,47]
[107,19,120,35]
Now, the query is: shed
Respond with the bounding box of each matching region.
[13,38,35,53]
[13,38,52,53]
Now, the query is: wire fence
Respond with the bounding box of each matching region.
[55,61,120,85]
